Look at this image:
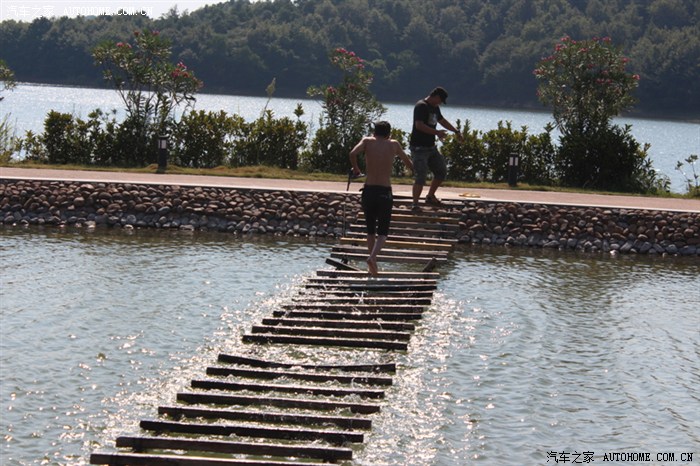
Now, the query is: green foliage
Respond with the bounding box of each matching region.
[93,29,202,133]
[0,113,19,164]
[305,47,385,174]
[535,36,662,192]
[42,111,93,165]
[92,28,202,166]
[2,1,698,116]
[0,59,18,162]
[481,121,528,183]
[556,124,659,192]
[442,122,488,182]
[442,119,558,186]
[676,154,700,197]
[520,124,557,186]
[170,110,242,168]
[0,58,17,100]
[534,36,639,136]
[232,110,307,169]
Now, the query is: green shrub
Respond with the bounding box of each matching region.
[556,124,660,192]
[170,110,242,168]
[233,110,307,169]
[520,124,557,186]
[442,120,488,182]
[481,121,528,182]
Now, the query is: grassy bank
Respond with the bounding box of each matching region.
[2,161,693,199]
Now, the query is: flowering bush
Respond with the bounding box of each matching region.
[534,36,639,136]
[305,48,385,173]
[93,29,203,166]
[534,36,659,192]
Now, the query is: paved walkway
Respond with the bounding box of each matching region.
[2,166,699,213]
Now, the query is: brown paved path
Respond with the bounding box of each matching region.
[2,166,699,213]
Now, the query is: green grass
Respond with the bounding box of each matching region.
[3,161,695,199]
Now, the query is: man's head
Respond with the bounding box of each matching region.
[429,87,448,104]
[373,120,392,138]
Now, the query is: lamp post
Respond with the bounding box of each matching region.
[157,135,168,174]
[508,152,519,187]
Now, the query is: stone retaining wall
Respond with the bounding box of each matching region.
[1,179,698,256]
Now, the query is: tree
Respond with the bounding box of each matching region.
[92,28,202,165]
[534,36,658,192]
[93,29,202,134]
[305,47,385,173]
[0,58,17,100]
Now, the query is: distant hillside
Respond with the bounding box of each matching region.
[1,0,698,117]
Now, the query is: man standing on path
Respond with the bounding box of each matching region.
[410,86,462,210]
[350,121,414,276]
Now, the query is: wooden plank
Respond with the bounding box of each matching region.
[281,303,425,312]
[315,268,441,279]
[158,405,372,430]
[331,245,449,259]
[205,365,395,385]
[295,289,434,298]
[339,236,454,251]
[271,310,423,321]
[358,212,461,225]
[355,219,460,231]
[292,296,433,305]
[116,436,353,461]
[346,224,457,239]
[324,258,362,271]
[176,392,381,414]
[249,325,411,343]
[330,252,446,265]
[261,318,415,332]
[139,419,364,445]
[190,379,386,399]
[91,452,335,466]
[217,354,397,373]
[243,333,409,351]
[343,230,457,244]
[392,197,464,208]
[304,281,438,291]
[306,277,438,286]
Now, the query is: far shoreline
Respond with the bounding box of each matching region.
[13,80,700,124]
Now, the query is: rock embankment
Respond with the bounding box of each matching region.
[457,201,699,256]
[0,180,360,238]
[1,179,698,256]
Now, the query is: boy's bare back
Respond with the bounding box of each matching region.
[350,136,411,187]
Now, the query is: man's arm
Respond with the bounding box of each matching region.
[415,120,447,138]
[439,117,463,140]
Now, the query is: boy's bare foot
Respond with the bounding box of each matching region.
[367,257,379,277]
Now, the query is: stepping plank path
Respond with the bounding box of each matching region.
[90,195,463,465]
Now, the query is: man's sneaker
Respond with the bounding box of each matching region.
[411,203,421,212]
[426,194,444,207]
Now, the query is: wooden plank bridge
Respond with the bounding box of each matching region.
[90,195,464,465]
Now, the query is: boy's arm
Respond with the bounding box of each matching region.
[349,138,366,175]
[395,142,414,173]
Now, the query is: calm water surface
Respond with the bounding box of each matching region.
[2,83,699,193]
[0,227,698,465]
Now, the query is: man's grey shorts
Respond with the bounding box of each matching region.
[410,146,447,185]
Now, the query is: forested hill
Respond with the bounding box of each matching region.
[1,0,698,118]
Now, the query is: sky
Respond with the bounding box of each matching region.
[0,0,219,22]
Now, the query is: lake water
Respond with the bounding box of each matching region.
[1,226,698,465]
[2,83,699,193]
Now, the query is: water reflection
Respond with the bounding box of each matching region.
[1,228,698,465]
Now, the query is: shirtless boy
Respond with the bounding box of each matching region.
[349,121,414,276]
